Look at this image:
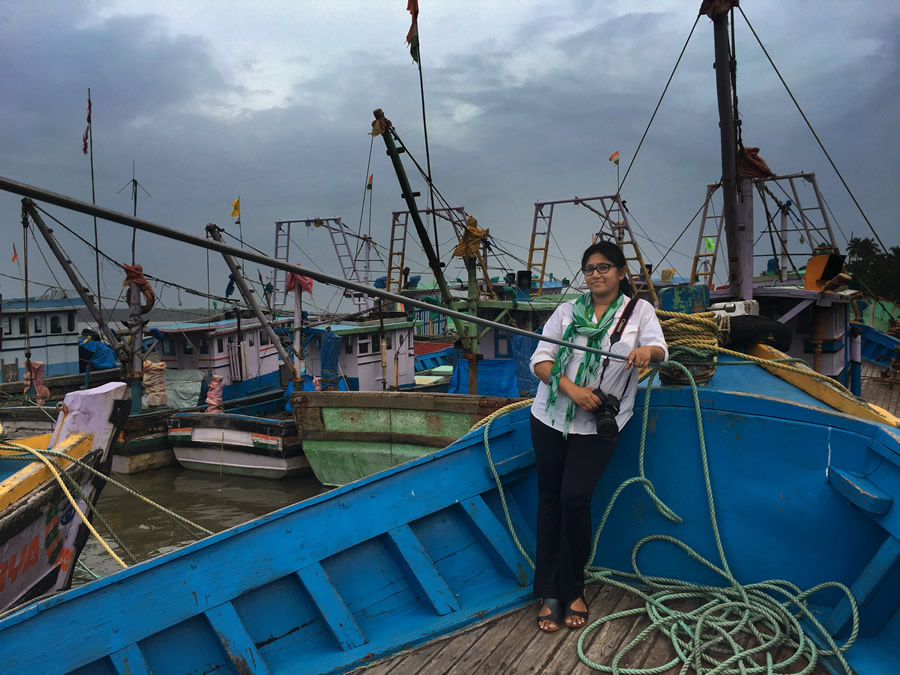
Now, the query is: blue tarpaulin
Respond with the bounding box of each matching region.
[448,358,518,397]
[283,374,349,413]
[79,338,118,370]
[511,331,541,396]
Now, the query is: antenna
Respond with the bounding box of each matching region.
[117,161,151,264]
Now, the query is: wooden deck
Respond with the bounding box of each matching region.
[861,361,900,417]
[349,584,829,674]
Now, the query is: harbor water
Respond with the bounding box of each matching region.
[74,466,329,586]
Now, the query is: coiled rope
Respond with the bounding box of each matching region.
[472,358,858,674]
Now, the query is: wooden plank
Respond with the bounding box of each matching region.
[295,562,367,651]
[108,643,151,675]
[459,496,530,584]
[463,600,534,671]
[384,638,454,674]
[413,625,490,675]
[385,524,461,615]
[444,606,531,674]
[204,602,271,674]
[577,585,660,672]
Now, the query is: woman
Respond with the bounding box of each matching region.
[529,241,667,632]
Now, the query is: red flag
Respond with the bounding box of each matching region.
[285,272,313,295]
[366,174,373,190]
[11,244,18,263]
[406,0,419,63]
[82,95,92,154]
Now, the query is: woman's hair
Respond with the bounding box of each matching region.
[581,240,632,297]
[581,240,626,269]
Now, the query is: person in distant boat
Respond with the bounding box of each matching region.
[528,240,667,632]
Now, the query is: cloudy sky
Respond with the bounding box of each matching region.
[2,0,898,317]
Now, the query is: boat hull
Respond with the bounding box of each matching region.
[0,382,128,613]
[291,390,521,486]
[169,412,308,479]
[0,370,897,673]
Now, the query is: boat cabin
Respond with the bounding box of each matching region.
[148,315,290,399]
[301,317,416,391]
[0,290,96,380]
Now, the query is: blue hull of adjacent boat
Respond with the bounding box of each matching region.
[0,367,897,674]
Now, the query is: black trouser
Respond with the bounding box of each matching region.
[530,414,618,604]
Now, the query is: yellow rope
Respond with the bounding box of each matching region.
[0,439,127,569]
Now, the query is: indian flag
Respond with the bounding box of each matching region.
[608,151,619,165]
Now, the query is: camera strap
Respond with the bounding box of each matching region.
[597,296,640,387]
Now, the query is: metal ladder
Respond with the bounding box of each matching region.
[529,195,656,303]
[386,212,409,296]
[689,184,724,288]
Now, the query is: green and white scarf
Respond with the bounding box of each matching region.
[546,291,624,437]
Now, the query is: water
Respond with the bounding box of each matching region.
[74,466,329,585]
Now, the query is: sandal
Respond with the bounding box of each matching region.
[564,597,589,628]
[537,598,563,633]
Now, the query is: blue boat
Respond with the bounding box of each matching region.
[0,356,896,673]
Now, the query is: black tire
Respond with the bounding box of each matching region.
[727,314,793,352]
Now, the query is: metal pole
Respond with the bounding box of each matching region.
[711,9,744,300]
[373,109,454,307]
[1,178,610,360]
[23,201,125,358]
[128,283,144,414]
[206,224,297,379]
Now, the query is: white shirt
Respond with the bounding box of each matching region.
[529,296,668,435]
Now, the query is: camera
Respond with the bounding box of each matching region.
[591,388,620,438]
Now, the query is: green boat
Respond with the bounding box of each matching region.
[291,390,520,486]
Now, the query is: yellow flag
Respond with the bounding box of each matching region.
[231,197,240,219]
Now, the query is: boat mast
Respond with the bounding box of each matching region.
[707,0,752,300]
[373,109,480,393]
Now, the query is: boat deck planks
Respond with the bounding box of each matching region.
[349,583,830,674]
[861,361,900,416]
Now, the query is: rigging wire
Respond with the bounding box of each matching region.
[615,16,702,198]
[737,7,895,266]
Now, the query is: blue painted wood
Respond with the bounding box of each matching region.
[204,602,271,674]
[829,468,893,514]
[486,448,534,479]
[295,562,368,651]
[385,524,460,615]
[824,535,900,635]
[459,495,532,587]
[108,644,151,675]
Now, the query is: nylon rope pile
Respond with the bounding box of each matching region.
[471,355,859,674]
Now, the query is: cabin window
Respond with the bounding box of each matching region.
[259,330,268,345]
[50,315,62,334]
[18,317,26,335]
[358,338,369,355]
[345,336,353,354]
[217,337,224,353]
[199,337,209,355]
[248,332,255,347]
[33,316,43,334]
[384,333,392,351]
[67,312,75,332]
[183,338,194,354]
[3,317,10,335]
[228,335,235,344]
[162,339,176,356]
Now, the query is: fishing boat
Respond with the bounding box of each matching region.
[292,389,519,486]
[0,381,128,614]
[0,352,896,672]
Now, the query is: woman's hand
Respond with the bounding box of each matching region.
[560,381,602,412]
[625,345,664,370]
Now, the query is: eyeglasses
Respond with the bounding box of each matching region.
[582,263,615,276]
